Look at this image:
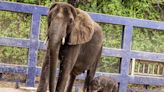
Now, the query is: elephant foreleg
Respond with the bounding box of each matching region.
[49,46,60,92]
[84,61,99,92]
[56,45,80,92]
[84,47,102,92]
[37,50,50,92]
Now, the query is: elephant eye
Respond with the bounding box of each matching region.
[63,7,69,16]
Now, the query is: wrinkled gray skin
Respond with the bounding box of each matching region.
[89,76,118,92]
[37,2,103,92]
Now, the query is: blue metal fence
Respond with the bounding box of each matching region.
[0,1,164,92]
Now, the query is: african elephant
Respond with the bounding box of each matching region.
[89,76,118,92]
[37,2,103,92]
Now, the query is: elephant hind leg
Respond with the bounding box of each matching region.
[67,74,76,92]
[83,70,92,92]
[83,61,98,92]
[83,68,97,92]
[83,46,102,92]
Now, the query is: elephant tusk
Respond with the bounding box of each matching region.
[62,37,65,45]
[44,37,48,44]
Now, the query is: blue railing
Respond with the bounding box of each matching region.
[0,1,164,92]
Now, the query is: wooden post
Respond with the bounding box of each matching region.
[131,58,135,75]
[143,63,145,73]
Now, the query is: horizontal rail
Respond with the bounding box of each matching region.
[130,51,164,62]
[128,88,164,92]
[0,37,30,48]
[102,48,124,57]
[0,1,48,15]
[128,75,164,86]
[89,13,164,30]
[133,73,163,77]
[0,38,46,49]
[0,64,42,76]
[0,64,27,74]
[102,48,164,62]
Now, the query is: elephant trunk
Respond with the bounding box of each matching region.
[49,43,60,92]
[48,21,67,92]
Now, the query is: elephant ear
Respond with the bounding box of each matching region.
[68,9,94,45]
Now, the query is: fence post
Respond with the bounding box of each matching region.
[119,25,133,92]
[26,13,41,87]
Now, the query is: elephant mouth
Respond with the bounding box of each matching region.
[44,37,48,44]
[44,34,66,45]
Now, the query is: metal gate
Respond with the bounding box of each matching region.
[0,1,164,92]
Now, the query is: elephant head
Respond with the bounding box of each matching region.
[89,76,118,92]
[89,78,102,92]
[47,2,94,45]
[47,2,96,92]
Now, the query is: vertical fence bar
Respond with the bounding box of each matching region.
[119,25,133,92]
[26,13,41,87]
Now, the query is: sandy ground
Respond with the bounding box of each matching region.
[0,88,36,92]
[0,81,82,92]
[0,81,36,92]
[0,72,84,92]
[0,88,26,92]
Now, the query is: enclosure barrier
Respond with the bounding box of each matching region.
[0,1,164,92]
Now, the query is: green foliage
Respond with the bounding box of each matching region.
[132,28,164,53]
[0,11,30,65]
[0,0,163,73]
[0,46,28,65]
[100,24,122,48]
[0,11,30,38]
[98,57,120,73]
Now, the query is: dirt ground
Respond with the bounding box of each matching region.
[0,81,83,92]
[0,81,36,92]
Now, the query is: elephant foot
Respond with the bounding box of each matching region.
[37,86,47,92]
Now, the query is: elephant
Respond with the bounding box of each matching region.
[89,76,118,92]
[37,2,103,92]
